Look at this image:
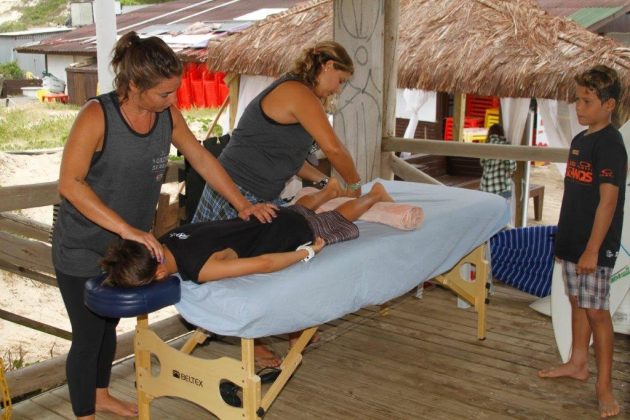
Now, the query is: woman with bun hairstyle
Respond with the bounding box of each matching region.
[52,31,275,419]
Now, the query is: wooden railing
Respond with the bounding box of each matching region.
[0,161,190,399]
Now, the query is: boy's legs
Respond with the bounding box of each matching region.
[538,261,619,418]
[334,182,394,222]
[587,307,618,418]
[294,178,342,210]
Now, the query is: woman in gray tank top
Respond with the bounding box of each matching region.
[52,31,275,420]
[194,41,363,223]
[193,41,363,369]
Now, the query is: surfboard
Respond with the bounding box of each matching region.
[551,121,630,362]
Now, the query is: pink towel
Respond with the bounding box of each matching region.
[292,188,424,230]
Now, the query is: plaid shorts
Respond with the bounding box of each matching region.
[192,184,285,223]
[560,259,612,310]
[287,204,359,245]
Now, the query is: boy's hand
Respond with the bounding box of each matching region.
[577,250,598,274]
[312,237,326,254]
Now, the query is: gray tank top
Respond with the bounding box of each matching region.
[52,92,172,277]
[220,74,314,200]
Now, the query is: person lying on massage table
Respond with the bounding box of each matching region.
[100,180,393,287]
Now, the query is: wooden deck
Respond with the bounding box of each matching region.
[9,282,629,419]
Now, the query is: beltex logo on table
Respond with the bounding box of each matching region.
[172,369,204,387]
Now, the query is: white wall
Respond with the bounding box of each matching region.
[47,54,79,89]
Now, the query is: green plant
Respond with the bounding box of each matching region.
[0,104,79,151]
[0,21,26,33]
[0,61,24,80]
[2,346,31,372]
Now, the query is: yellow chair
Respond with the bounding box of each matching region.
[484,108,500,128]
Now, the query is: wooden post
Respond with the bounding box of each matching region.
[452,93,466,142]
[333,0,386,182]
[380,0,399,180]
[226,73,240,131]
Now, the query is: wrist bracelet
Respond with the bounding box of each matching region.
[296,244,315,262]
[346,180,362,191]
[316,177,329,189]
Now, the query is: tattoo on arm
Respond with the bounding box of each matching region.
[73,176,88,186]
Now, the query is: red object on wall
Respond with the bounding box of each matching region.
[176,64,229,109]
[443,116,483,140]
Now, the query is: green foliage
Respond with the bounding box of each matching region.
[0,102,221,152]
[19,0,68,27]
[0,21,27,33]
[0,61,23,80]
[0,103,79,151]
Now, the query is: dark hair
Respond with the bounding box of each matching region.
[111,31,184,100]
[575,65,621,104]
[289,41,354,87]
[487,123,504,138]
[100,240,157,287]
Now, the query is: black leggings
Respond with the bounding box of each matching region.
[56,269,119,417]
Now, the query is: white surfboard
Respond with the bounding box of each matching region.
[551,121,630,362]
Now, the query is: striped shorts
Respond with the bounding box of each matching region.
[560,259,612,310]
[288,204,359,245]
[192,184,285,223]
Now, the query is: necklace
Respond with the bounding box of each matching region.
[120,103,155,133]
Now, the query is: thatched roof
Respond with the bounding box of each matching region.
[207,0,630,117]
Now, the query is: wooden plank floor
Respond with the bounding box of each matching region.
[10,282,630,419]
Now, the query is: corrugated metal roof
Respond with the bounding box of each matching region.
[14,0,302,61]
[536,0,630,17]
[569,6,624,27]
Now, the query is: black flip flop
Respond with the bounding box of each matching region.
[257,367,282,384]
[220,381,242,407]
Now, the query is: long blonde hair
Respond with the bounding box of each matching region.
[289,41,354,112]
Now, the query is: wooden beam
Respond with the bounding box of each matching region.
[452,93,466,142]
[0,181,59,212]
[379,0,400,181]
[390,155,443,185]
[0,212,52,243]
[0,231,53,275]
[0,259,57,287]
[333,0,385,181]
[0,309,71,340]
[382,137,569,162]
[227,73,240,130]
[5,314,191,399]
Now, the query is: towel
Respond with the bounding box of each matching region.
[292,188,424,230]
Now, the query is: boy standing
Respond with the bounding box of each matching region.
[538,65,625,419]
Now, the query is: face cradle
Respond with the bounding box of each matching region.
[574,85,614,128]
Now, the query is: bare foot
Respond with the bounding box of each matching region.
[370,182,394,203]
[95,388,138,417]
[537,362,589,380]
[597,382,620,418]
[254,344,282,368]
[323,177,342,198]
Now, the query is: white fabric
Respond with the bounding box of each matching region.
[175,179,510,338]
[399,89,432,158]
[234,75,275,128]
[500,98,531,224]
[537,99,586,175]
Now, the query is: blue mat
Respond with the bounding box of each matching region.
[490,225,557,297]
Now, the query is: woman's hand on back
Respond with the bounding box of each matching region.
[238,202,278,223]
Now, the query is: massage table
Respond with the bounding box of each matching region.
[84,179,509,419]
